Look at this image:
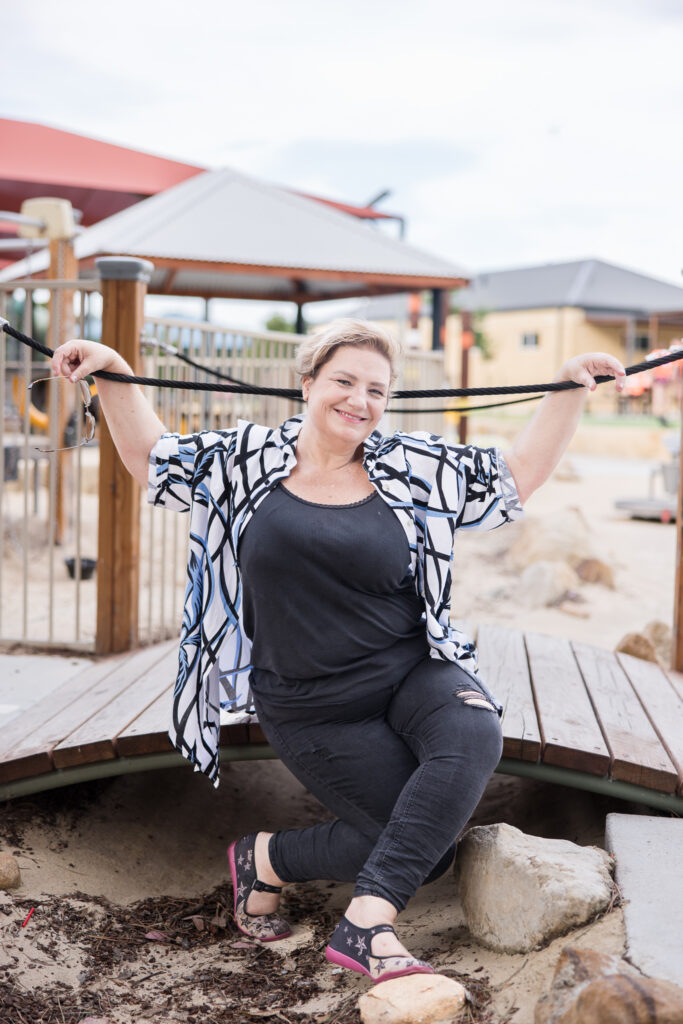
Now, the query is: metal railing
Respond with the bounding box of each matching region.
[0,279,101,649]
[138,318,449,643]
[138,317,303,643]
[0,289,449,650]
[389,349,450,439]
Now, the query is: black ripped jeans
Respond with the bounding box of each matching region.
[251,656,503,913]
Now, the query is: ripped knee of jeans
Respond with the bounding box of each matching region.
[453,688,498,713]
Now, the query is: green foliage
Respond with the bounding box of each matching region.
[450,301,495,360]
[472,321,494,360]
[265,314,297,334]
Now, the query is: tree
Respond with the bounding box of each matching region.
[265,314,297,334]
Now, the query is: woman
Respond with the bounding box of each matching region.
[52,319,625,984]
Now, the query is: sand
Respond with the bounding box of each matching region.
[1,765,636,1024]
[1,438,678,1023]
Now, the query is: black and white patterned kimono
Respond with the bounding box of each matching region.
[148,415,524,786]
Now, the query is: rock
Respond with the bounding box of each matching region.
[519,561,580,607]
[615,632,658,663]
[556,600,590,619]
[575,558,615,588]
[358,974,467,1024]
[552,458,581,482]
[454,823,613,953]
[643,620,673,666]
[506,508,597,571]
[534,946,683,1023]
[0,852,21,890]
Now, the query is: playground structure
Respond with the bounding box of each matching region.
[1,203,683,816]
[0,265,449,653]
[615,433,680,523]
[1,623,682,814]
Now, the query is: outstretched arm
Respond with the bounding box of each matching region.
[503,352,626,505]
[52,340,166,488]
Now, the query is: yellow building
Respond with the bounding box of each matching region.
[451,259,683,414]
[340,260,683,415]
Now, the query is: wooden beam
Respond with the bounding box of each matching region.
[95,257,153,654]
[161,268,178,294]
[459,309,472,444]
[148,284,416,304]
[79,253,468,290]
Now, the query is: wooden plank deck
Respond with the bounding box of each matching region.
[2,627,683,811]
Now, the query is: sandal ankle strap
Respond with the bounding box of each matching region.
[340,916,396,938]
[252,878,283,894]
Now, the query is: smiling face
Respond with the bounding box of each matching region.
[302,344,391,449]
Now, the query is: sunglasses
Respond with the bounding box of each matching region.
[28,376,96,453]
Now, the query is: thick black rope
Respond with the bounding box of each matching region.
[393,395,545,414]
[146,340,247,385]
[143,337,545,414]
[3,320,682,406]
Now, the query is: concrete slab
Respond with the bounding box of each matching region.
[605,812,683,986]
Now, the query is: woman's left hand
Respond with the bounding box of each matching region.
[554,352,626,393]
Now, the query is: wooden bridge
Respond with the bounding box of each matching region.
[1,625,683,813]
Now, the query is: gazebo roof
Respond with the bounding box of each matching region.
[0,166,468,302]
[0,117,203,226]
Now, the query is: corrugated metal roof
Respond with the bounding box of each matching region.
[0,167,467,296]
[456,259,683,315]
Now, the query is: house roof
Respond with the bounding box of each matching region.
[0,166,468,302]
[455,259,683,317]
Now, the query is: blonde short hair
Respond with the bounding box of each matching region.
[296,318,402,386]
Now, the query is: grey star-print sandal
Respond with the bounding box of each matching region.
[325,915,434,983]
[227,833,292,941]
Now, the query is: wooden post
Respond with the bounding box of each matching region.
[459,310,474,445]
[48,238,77,545]
[95,256,153,654]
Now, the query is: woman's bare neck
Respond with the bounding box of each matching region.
[295,423,363,473]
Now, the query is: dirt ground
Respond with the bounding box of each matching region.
[1,424,679,1024]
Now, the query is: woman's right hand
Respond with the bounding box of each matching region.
[52,340,127,382]
[51,340,165,488]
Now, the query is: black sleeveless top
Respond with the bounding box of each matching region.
[239,483,427,699]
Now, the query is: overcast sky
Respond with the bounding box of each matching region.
[4,0,683,326]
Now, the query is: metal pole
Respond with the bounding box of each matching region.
[431,289,443,351]
[3,748,683,812]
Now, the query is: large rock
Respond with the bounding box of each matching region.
[454,823,613,953]
[615,632,659,664]
[0,852,21,890]
[575,558,615,588]
[358,974,467,1024]
[643,620,673,666]
[535,946,683,1023]
[519,560,580,607]
[505,509,597,571]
